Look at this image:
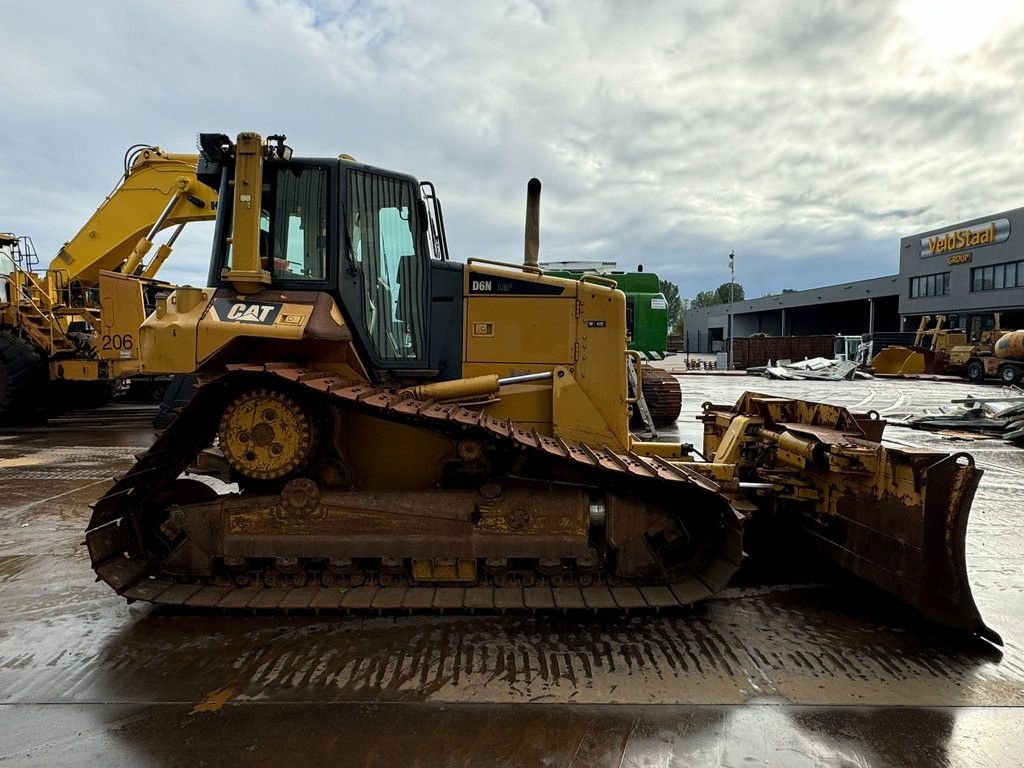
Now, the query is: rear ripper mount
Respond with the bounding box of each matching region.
[87,368,999,645]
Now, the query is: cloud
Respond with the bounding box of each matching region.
[1,0,1022,298]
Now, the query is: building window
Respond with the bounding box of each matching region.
[909,272,950,298]
[970,260,1022,292]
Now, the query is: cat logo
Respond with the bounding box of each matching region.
[214,298,282,324]
[227,303,274,322]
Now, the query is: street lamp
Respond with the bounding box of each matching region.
[728,250,735,369]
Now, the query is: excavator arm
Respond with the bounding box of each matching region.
[49,146,218,288]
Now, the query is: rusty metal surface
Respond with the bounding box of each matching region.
[704,391,998,642]
[638,365,683,425]
[1,376,1023,765]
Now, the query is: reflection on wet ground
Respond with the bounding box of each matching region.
[3,702,1022,767]
[0,378,1021,766]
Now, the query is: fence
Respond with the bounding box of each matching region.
[730,336,836,368]
[670,332,921,367]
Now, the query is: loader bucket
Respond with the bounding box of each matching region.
[871,346,929,376]
[702,394,1000,644]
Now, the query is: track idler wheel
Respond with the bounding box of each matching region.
[218,388,318,481]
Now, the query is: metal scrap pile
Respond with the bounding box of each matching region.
[898,393,1024,444]
[749,357,873,381]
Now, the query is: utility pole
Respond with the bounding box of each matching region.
[681,296,690,363]
[728,250,735,370]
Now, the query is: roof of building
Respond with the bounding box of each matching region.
[685,274,901,321]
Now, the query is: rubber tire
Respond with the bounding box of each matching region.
[999,365,1022,386]
[966,360,985,383]
[0,334,47,423]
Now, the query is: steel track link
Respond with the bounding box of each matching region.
[86,364,747,613]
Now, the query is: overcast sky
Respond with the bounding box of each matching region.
[3,0,1023,299]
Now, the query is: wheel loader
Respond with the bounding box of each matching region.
[87,132,998,643]
[870,315,965,376]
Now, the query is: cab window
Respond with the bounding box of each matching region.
[347,170,427,363]
[264,166,328,280]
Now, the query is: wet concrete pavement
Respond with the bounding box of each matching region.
[0,381,1022,766]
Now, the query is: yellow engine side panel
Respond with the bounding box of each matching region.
[461,264,578,434]
[140,290,314,374]
[460,264,631,452]
[465,296,577,365]
[572,282,630,450]
[139,288,214,373]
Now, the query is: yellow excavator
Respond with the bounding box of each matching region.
[0,145,217,420]
[86,132,997,643]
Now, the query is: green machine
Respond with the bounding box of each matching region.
[608,271,670,359]
[546,267,681,426]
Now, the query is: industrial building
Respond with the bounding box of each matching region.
[683,206,1024,352]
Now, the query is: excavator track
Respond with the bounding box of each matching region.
[86,364,748,613]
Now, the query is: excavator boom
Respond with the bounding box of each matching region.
[50,146,217,287]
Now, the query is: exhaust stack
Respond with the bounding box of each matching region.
[524,178,541,268]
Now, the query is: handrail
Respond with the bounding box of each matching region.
[465,257,543,275]
[580,274,618,289]
[2,262,78,352]
[47,268,72,307]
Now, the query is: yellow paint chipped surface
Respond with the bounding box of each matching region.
[190,687,234,714]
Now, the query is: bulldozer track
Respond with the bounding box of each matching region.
[86,363,747,613]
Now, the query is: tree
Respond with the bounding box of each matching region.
[690,282,745,308]
[690,290,719,308]
[713,281,745,304]
[658,279,683,331]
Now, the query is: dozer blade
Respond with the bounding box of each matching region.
[791,448,999,644]
[703,394,1000,644]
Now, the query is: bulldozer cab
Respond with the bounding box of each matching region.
[201,135,462,381]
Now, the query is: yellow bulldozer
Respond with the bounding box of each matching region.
[86,132,998,643]
[0,145,217,420]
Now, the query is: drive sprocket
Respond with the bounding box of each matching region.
[218,388,316,480]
